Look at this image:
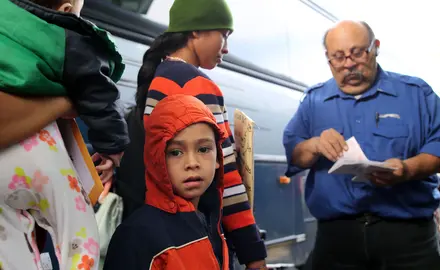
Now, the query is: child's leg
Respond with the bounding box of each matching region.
[0,123,99,270]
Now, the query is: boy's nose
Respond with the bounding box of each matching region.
[184,153,200,170]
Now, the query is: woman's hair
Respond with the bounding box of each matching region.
[135,32,192,119]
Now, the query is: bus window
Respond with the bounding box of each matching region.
[145,0,333,84]
[107,0,153,13]
[225,0,292,78]
[144,0,172,24]
[285,0,333,85]
[108,0,333,84]
[145,0,293,78]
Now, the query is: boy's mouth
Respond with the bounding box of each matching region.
[184,176,203,183]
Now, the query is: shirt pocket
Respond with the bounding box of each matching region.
[371,124,409,160]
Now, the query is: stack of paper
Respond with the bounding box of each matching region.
[328,137,396,182]
[234,109,255,210]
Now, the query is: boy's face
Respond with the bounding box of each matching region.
[57,0,84,16]
[166,123,219,207]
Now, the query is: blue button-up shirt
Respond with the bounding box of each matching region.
[283,66,440,220]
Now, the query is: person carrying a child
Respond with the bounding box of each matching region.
[0,0,128,269]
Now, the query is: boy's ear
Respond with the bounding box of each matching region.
[57,2,73,13]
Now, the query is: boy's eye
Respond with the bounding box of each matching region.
[199,147,212,153]
[168,149,183,157]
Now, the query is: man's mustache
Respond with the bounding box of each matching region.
[343,70,363,82]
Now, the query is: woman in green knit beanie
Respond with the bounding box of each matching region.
[135,0,234,114]
[132,0,268,269]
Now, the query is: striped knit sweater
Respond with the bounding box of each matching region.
[143,60,266,264]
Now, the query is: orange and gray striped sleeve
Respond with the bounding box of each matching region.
[142,61,266,264]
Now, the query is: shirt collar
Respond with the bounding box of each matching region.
[323,65,398,101]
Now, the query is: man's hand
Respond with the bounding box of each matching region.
[315,128,348,162]
[368,158,409,187]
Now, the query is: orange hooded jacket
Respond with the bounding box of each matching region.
[104,94,229,270]
[143,61,267,264]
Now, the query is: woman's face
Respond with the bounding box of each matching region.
[191,30,231,70]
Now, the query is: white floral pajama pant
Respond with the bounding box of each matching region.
[0,122,99,270]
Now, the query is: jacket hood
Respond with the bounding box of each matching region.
[144,94,227,213]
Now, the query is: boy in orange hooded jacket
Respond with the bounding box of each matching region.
[104,94,230,269]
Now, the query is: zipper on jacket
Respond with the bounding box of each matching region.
[196,210,222,269]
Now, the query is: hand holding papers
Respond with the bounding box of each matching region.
[328,137,396,182]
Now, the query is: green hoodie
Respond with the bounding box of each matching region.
[0,0,129,155]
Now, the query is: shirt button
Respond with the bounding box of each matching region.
[168,201,176,209]
[356,120,361,123]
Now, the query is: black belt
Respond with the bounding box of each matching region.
[319,213,433,226]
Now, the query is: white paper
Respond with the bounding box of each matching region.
[328,137,396,182]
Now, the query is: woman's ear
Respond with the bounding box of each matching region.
[191,31,201,39]
[215,160,220,169]
[57,2,73,13]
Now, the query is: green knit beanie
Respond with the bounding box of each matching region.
[166,0,233,33]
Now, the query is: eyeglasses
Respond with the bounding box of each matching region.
[327,39,376,68]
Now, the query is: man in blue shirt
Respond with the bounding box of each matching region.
[283,20,440,269]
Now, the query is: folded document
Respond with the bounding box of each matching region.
[328,137,396,182]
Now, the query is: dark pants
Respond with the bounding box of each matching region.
[311,214,440,270]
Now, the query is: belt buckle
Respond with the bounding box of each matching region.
[363,213,377,225]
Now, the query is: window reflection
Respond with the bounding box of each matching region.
[285,0,333,84]
[223,0,292,78]
[144,0,171,23]
[109,0,152,13]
